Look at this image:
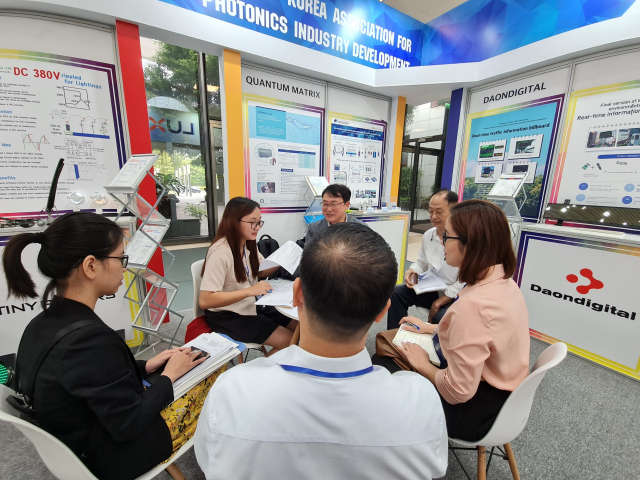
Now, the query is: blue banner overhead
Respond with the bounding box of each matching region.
[159,0,636,69]
[159,0,424,68]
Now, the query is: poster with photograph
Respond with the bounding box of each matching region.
[505,159,537,183]
[475,162,503,183]
[0,51,125,217]
[507,134,544,159]
[552,80,640,208]
[328,113,386,204]
[242,68,325,212]
[459,68,569,220]
[478,139,507,161]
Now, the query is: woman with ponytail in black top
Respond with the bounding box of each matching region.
[3,212,207,480]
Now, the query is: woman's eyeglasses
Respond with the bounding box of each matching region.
[442,232,464,245]
[104,255,129,268]
[240,220,265,229]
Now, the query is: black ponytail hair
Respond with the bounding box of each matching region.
[2,212,124,308]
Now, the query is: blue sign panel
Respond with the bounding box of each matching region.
[159,0,635,68]
[159,0,424,68]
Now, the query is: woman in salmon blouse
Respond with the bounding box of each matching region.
[398,199,530,441]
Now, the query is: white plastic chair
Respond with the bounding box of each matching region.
[448,342,568,480]
[0,384,191,480]
[191,260,267,363]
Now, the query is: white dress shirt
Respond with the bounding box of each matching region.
[410,226,465,299]
[194,345,448,480]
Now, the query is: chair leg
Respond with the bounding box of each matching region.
[477,446,486,480]
[237,352,244,364]
[166,463,187,480]
[504,443,521,480]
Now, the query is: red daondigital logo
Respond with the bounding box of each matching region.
[149,117,166,132]
[566,269,603,294]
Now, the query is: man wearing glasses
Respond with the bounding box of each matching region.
[304,184,365,244]
[386,190,464,330]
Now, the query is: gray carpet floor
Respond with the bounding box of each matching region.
[2,306,639,479]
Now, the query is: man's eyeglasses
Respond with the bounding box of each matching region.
[429,210,449,218]
[240,220,265,229]
[442,232,464,245]
[104,255,129,268]
[321,202,345,208]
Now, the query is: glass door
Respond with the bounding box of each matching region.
[412,152,440,232]
[209,120,224,228]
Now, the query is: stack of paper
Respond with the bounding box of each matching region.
[254,281,294,307]
[393,329,441,367]
[171,333,241,399]
[412,270,448,295]
[259,241,302,274]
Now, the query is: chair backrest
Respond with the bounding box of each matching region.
[192,259,205,318]
[0,385,97,479]
[479,342,568,447]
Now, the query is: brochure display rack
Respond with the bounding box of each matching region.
[303,176,329,225]
[487,173,527,249]
[105,154,184,354]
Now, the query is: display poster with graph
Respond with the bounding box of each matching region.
[327,113,387,204]
[0,50,126,217]
[551,80,640,208]
[242,67,325,213]
[458,67,570,221]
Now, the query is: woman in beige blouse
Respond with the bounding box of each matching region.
[199,197,298,354]
[398,199,530,441]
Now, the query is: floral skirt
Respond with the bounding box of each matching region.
[159,365,227,461]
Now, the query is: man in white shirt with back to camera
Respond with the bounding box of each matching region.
[386,190,465,330]
[194,222,448,480]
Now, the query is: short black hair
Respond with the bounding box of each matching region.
[431,189,458,205]
[299,222,398,342]
[322,184,351,202]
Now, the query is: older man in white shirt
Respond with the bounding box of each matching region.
[387,190,465,330]
[194,222,448,480]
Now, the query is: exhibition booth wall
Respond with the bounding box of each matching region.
[451,46,640,381]
[1,1,640,381]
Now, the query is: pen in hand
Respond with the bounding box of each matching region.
[401,321,420,331]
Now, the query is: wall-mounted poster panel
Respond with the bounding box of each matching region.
[0,19,126,218]
[328,113,386,202]
[551,49,640,208]
[458,67,570,220]
[242,67,325,212]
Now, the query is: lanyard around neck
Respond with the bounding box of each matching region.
[243,245,251,284]
[279,364,374,378]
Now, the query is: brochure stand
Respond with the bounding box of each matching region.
[486,174,527,249]
[104,154,184,355]
[303,176,329,225]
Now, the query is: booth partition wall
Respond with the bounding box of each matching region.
[141,38,222,242]
[399,100,450,232]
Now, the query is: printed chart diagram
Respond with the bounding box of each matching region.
[22,134,50,151]
[63,86,91,110]
[65,138,95,158]
[65,115,110,139]
[67,163,104,180]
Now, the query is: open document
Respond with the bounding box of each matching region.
[393,329,441,367]
[412,270,448,295]
[255,281,294,307]
[171,333,242,399]
[259,240,302,274]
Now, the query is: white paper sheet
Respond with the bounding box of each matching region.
[107,154,157,189]
[125,225,168,267]
[412,270,448,294]
[254,281,294,307]
[393,329,440,367]
[259,240,303,274]
[172,333,238,391]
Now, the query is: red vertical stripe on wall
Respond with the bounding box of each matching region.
[115,21,164,277]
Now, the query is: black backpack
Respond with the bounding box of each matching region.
[257,234,279,258]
